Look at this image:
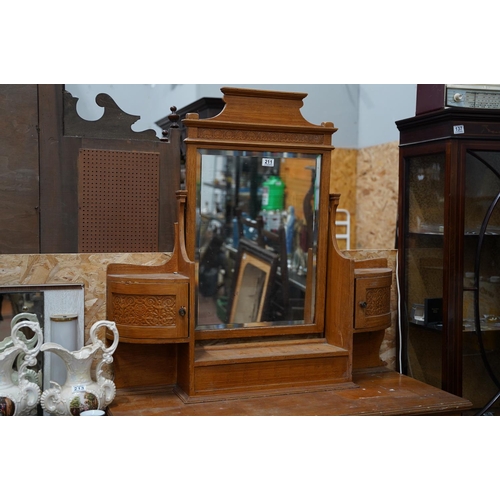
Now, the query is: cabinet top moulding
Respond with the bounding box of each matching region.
[397,107,500,146]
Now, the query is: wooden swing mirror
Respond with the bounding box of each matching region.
[107,86,393,401]
[184,88,333,340]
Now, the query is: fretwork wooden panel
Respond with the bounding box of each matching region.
[78,148,160,252]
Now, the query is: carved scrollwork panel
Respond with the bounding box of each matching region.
[112,294,177,326]
[197,128,324,145]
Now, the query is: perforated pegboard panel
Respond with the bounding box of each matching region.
[78,148,160,252]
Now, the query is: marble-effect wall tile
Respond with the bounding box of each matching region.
[0,253,171,340]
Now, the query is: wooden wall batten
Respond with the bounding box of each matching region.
[0,84,40,253]
[38,84,77,253]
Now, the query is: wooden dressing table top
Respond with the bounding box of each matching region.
[108,369,472,416]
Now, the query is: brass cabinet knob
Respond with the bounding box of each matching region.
[359,301,367,308]
[179,306,187,317]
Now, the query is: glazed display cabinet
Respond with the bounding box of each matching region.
[397,108,500,413]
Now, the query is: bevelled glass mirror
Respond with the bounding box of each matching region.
[183,87,336,345]
[0,290,44,389]
[196,149,321,330]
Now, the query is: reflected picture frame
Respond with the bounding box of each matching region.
[228,239,279,325]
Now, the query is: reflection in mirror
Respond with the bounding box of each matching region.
[1,284,84,415]
[0,292,44,393]
[228,239,279,324]
[196,149,321,330]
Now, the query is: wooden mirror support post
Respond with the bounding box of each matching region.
[327,194,392,372]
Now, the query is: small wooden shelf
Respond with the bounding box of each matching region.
[195,339,348,366]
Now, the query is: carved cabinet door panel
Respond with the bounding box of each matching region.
[107,279,189,343]
[354,268,392,331]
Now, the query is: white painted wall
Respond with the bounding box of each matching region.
[65,84,418,149]
[358,84,417,148]
[65,84,181,135]
[192,84,361,148]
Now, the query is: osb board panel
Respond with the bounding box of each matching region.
[330,148,357,212]
[330,148,357,249]
[0,253,170,341]
[280,157,316,221]
[355,141,399,249]
[344,248,398,371]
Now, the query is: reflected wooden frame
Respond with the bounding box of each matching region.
[228,239,279,325]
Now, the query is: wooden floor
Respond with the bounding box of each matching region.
[108,368,472,416]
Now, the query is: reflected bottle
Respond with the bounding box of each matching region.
[285,206,295,262]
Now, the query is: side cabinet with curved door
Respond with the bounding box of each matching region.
[326,194,393,374]
[105,192,194,390]
[107,275,189,343]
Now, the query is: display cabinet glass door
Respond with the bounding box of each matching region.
[404,152,446,390]
[463,148,500,409]
[403,147,500,411]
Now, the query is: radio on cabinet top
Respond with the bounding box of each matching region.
[446,84,500,109]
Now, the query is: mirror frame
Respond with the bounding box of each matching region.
[183,87,337,341]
